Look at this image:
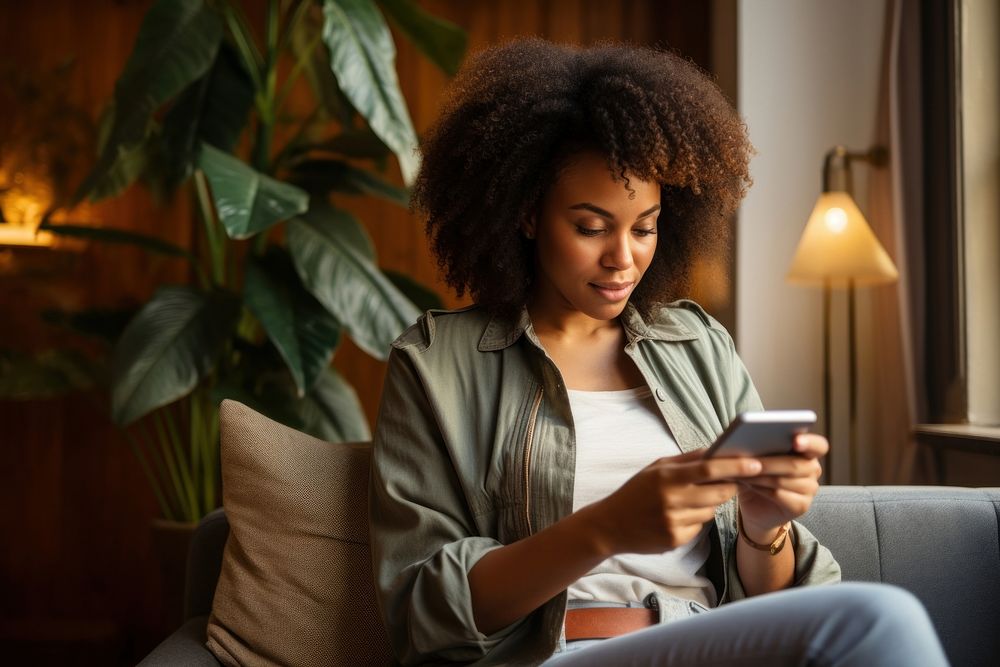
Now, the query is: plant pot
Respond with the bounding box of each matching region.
[149,518,198,632]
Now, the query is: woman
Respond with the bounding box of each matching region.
[369,39,948,666]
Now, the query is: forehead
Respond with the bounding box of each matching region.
[547,150,660,206]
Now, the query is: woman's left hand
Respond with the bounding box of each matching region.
[736,433,828,542]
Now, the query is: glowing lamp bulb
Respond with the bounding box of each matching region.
[823,207,848,233]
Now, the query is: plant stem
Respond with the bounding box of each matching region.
[125,429,175,521]
[194,171,226,287]
[272,106,321,171]
[190,393,202,515]
[275,18,322,113]
[275,33,321,112]
[250,0,282,257]
[137,421,183,520]
[155,409,197,522]
[194,388,220,512]
[206,406,220,510]
[150,414,191,520]
[252,0,280,175]
[163,406,200,521]
[221,0,263,92]
[279,0,310,55]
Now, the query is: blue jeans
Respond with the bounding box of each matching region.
[541,583,949,666]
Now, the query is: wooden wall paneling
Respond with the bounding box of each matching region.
[1,0,191,663]
[582,1,626,44]
[495,0,543,40]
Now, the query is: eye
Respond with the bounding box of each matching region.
[633,228,657,237]
[575,226,604,237]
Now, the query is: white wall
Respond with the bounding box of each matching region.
[737,0,886,483]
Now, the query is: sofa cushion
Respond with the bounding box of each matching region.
[205,400,392,666]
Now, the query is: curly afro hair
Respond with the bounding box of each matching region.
[411,37,753,319]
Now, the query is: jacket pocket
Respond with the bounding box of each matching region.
[495,381,543,544]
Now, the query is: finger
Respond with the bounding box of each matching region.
[687,481,739,506]
[663,449,708,463]
[677,457,763,483]
[663,506,719,528]
[739,476,818,495]
[756,456,822,478]
[792,433,829,458]
[742,486,812,517]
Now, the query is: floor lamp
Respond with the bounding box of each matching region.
[786,146,898,484]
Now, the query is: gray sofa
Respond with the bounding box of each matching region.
[141,486,1000,666]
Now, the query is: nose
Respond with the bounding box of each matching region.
[602,231,634,270]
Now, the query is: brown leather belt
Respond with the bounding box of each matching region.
[564,607,658,640]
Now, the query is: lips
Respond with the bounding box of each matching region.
[589,281,635,301]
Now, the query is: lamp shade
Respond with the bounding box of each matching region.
[787,191,898,286]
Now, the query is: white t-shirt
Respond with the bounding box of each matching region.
[566,386,717,608]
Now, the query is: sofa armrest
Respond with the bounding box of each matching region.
[137,616,220,666]
[803,486,1000,667]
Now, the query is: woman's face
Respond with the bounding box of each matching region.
[525,150,661,323]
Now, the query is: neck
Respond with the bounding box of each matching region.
[526,300,621,341]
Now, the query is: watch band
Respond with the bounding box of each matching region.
[737,508,790,556]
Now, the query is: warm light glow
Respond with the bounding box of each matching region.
[824,207,848,233]
[787,191,898,286]
[0,226,54,246]
[0,168,55,247]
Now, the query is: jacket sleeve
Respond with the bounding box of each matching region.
[369,345,526,665]
[720,332,843,600]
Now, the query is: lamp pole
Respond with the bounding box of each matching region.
[790,144,894,485]
[822,278,832,482]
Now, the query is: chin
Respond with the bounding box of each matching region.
[579,300,630,321]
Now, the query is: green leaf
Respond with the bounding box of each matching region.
[383,270,443,313]
[85,121,158,200]
[288,159,410,207]
[38,222,198,263]
[160,42,256,189]
[321,0,420,185]
[290,2,355,126]
[76,0,223,202]
[314,130,392,161]
[198,143,309,239]
[287,204,420,360]
[375,0,467,76]
[282,129,391,172]
[111,286,239,425]
[298,366,370,442]
[244,248,342,396]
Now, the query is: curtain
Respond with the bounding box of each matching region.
[866,0,934,483]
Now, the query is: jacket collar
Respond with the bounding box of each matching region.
[477,302,698,352]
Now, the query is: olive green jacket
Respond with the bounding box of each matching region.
[369,301,841,666]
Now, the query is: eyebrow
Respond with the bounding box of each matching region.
[568,202,662,220]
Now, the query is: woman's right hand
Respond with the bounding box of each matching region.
[579,450,764,557]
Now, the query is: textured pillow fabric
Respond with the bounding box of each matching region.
[206,399,392,666]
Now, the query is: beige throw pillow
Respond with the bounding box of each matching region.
[206,399,392,666]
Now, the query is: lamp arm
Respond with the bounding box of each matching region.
[821,145,888,193]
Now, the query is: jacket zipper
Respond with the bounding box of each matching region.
[522,386,544,536]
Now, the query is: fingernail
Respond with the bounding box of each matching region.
[794,435,807,450]
[748,460,762,474]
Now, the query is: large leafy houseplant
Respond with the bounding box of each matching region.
[39,0,466,523]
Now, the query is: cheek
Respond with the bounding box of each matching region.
[548,235,593,269]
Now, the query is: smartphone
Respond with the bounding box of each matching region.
[702,410,817,459]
